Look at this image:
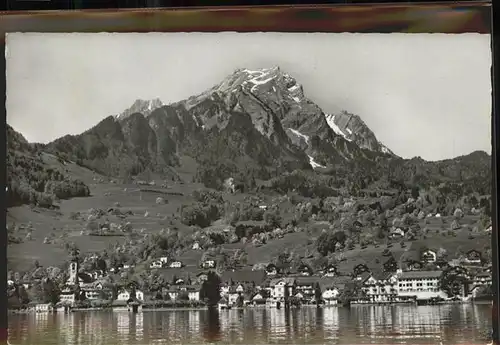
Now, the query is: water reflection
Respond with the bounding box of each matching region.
[8,304,491,345]
[202,308,221,343]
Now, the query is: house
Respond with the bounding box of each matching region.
[192,242,201,250]
[188,286,202,301]
[227,288,244,306]
[353,264,371,279]
[361,273,399,303]
[159,256,169,265]
[60,286,76,305]
[297,264,314,276]
[167,285,201,301]
[323,265,338,277]
[269,278,296,301]
[34,303,52,313]
[83,287,109,301]
[117,289,145,302]
[295,277,320,302]
[389,228,405,239]
[196,272,209,283]
[173,277,185,285]
[463,250,482,265]
[322,287,340,305]
[251,292,266,305]
[150,257,169,269]
[90,270,105,280]
[383,257,398,273]
[169,261,183,268]
[218,297,229,310]
[221,269,267,288]
[220,282,231,296]
[265,263,278,276]
[220,269,267,298]
[167,288,180,300]
[397,270,446,301]
[150,260,163,269]
[421,250,437,263]
[406,260,423,271]
[201,260,216,269]
[470,271,492,297]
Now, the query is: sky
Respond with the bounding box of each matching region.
[6,32,492,161]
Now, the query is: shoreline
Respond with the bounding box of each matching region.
[8,300,491,314]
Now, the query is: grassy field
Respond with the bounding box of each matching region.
[7,155,492,276]
[7,156,205,271]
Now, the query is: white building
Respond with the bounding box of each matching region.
[150,257,169,268]
[117,289,144,302]
[322,287,340,305]
[421,250,437,263]
[202,260,216,269]
[470,271,492,297]
[188,290,201,301]
[397,270,446,301]
[463,250,482,265]
[169,261,183,268]
[34,303,52,312]
[361,273,400,303]
[60,287,76,305]
[167,286,201,301]
[269,278,296,301]
[150,260,163,269]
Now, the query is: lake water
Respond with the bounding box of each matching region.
[8,304,492,345]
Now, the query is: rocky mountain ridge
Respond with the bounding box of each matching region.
[10,66,491,194]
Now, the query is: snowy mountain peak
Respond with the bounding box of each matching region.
[208,67,304,100]
[116,98,165,120]
[325,111,393,155]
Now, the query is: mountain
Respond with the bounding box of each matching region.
[325,111,393,155]
[175,67,394,168]
[116,98,165,120]
[6,125,91,208]
[34,67,489,194]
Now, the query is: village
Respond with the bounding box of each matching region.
[7,243,493,314]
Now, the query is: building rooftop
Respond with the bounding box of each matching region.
[399,270,443,279]
[220,269,267,286]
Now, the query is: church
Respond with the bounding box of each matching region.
[59,258,109,306]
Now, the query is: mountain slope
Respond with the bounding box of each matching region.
[325,111,394,154]
[116,98,164,120]
[6,125,91,208]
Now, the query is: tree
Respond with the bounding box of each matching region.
[96,258,107,272]
[98,289,111,301]
[338,282,364,307]
[439,267,468,298]
[316,231,337,256]
[411,186,419,199]
[16,285,30,305]
[67,243,81,261]
[263,208,282,228]
[178,291,190,301]
[314,282,322,306]
[236,294,244,308]
[200,271,222,307]
[43,278,61,305]
[383,256,398,273]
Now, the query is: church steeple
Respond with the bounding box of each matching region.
[69,258,79,286]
